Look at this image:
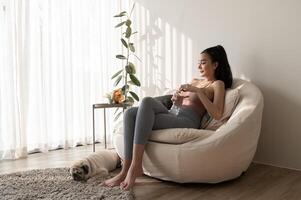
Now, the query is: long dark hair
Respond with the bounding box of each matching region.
[201,45,233,89]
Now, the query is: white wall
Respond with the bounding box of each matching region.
[128,0,301,170]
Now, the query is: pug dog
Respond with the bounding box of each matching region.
[69,149,120,181]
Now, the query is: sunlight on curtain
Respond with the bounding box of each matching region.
[0,0,122,159]
[0,0,196,160]
[0,0,28,159]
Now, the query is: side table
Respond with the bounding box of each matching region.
[92,103,131,152]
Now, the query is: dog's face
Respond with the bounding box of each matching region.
[70,163,89,181]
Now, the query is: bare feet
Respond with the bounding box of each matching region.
[101,172,127,187]
[120,165,143,190]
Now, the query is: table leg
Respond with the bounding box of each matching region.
[92,105,95,152]
[104,108,107,149]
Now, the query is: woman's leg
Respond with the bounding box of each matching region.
[104,97,179,189]
[102,107,138,187]
[120,105,201,190]
[120,97,170,190]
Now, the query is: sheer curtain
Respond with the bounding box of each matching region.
[0,0,124,160]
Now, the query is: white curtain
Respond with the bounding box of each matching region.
[0,0,125,160]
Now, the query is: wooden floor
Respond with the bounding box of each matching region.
[1,144,301,200]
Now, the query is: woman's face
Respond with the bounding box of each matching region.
[198,53,217,79]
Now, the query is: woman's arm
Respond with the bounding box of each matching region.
[179,80,225,120]
[197,81,225,120]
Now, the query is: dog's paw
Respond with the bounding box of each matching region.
[103,169,109,177]
[98,168,109,178]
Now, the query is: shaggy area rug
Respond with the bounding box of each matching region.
[0,168,134,200]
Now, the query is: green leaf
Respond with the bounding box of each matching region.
[126,19,132,26]
[125,27,132,38]
[114,111,123,121]
[128,62,135,71]
[114,75,122,86]
[111,69,123,79]
[129,91,139,101]
[114,11,127,17]
[115,21,126,28]
[125,62,136,74]
[116,55,126,59]
[127,80,135,85]
[123,31,137,36]
[121,84,129,94]
[129,43,135,52]
[114,13,125,17]
[126,96,135,103]
[129,74,141,86]
[121,38,128,48]
[125,65,131,74]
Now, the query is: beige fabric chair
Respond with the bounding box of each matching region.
[113,79,264,183]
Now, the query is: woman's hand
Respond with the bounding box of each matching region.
[179,84,203,94]
[171,90,184,106]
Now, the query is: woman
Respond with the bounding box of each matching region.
[102,45,233,190]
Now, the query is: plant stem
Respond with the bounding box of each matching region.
[125,24,130,102]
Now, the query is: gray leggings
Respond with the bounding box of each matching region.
[123,97,201,160]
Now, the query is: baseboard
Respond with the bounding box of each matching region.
[253,160,301,172]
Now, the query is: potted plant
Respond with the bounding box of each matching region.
[107,3,141,121]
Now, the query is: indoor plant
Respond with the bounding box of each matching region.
[108,3,141,120]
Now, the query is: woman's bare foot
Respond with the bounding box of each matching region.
[120,165,143,190]
[101,172,127,187]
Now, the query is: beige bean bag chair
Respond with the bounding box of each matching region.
[113,78,264,183]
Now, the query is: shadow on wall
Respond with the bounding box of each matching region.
[129,1,195,97]
[133,0,239,51]
[138,15,166,96]
[134,0,200,38]
[130,0,245,97]
[131,0,301,170]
